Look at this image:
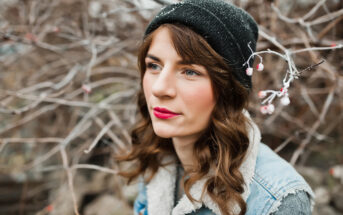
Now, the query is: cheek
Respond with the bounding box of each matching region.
[183,83,215,113]
[142,73,152,100]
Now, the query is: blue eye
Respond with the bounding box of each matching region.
[184,69,200,76]
[147,63,161,71]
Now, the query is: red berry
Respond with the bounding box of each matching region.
[256,63,264,72]
[46,205,53,212]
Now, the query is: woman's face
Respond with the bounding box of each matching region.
[143,27,216,142]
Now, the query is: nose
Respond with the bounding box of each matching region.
[151,66,176,99]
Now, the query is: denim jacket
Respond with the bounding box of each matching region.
[133,113,315,215]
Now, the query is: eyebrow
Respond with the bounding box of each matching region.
[146,54,194,65]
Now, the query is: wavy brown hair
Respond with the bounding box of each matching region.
[117,23,251,215]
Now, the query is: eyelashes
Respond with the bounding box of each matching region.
[147,62,161,71]
[183,69,200,77]
[146,62,201,77]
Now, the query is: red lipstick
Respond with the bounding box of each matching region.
[153,107,180,119]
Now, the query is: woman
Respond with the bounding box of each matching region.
[118,0,315,214]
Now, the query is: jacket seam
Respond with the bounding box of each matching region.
[265,186,314,215]
[252,174,313,214]
[254,171,309,199]
[253,173,277,200]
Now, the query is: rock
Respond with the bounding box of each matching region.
[332,185,343,212]
[50,183,76,215]
[84,194,132,215]
[122,182,139,202]
[314,186,330,205]
[313,205,341,215]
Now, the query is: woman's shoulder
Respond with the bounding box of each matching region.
[253,143,313,195]
[245,143,315,215]
[269,190,312,215]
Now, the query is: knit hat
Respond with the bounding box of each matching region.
[144,0,259,89]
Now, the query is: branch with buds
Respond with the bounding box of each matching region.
[243,40,341,115]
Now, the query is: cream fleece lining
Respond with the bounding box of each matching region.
[146,111,261,215]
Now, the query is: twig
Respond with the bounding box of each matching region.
[318,15,343,39]
[71,164,118,174]
[84,120,116,154]
[302,0,327,21]
[292,44,343,54]
[93,117,127,151]
[60,147,80,215]
[151,0,173,5]
[290,86,335,164]
[259,28,287,51]
[1,90,127,111]
[274,136,293,153]
[0,137,63,153]
[300,87,319,116]
[0,104,58,135]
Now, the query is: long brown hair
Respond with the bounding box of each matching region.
[117,23,251,215]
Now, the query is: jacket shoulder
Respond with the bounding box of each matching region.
[246,143,315,215]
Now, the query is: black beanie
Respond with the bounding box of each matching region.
[144,0,259,89]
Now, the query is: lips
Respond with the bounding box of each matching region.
[153,107,180,119]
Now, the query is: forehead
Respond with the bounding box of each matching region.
[147,26,203,66]
[146,27,185,64]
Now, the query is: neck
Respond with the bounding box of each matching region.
[172,134,199,172]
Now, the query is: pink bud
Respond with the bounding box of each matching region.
[331,43,336,47]
[281,96,290,106]
[258,91,267,98]
[52,26,60,33]
[25,33,37,42]
[256,63,264,72]
[260,105,268,114]
[267,104,275,114]
[82,84,92,94]
[246,67,253,76]
[280,88,288,93]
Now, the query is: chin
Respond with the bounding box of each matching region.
[152,127,174,138]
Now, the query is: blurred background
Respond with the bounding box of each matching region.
[0,0,342,214]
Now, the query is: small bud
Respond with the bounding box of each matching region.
[46,205,53,212]
[25,33,37,42]
[89,1,102,18]
[331,43,336,48]
[40,92,47,98]
[267,104,275,114]
[258,91,267,99]
[82,84,92,94]
[260,105,268,114]
[246,67,253,76]
[280,88,288,93]
[281,96,290,106]
[329,165,343,183]
[52,26,60,33]
[256,63,264,72]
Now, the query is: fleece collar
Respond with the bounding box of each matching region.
[146,111,261,215]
